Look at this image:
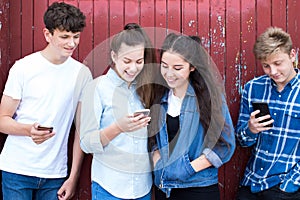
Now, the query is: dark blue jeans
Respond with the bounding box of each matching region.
[2,171,65,200]
[237,185,300,200]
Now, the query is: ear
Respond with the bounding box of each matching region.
[190,66,195,72]
[290,49,296,63]
[111,51,117,62]
[43,28,51,43]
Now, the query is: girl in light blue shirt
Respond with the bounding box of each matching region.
[80,24,157,200]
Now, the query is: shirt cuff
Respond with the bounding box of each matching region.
[244,126,258,140]
[88,130,104,152]
[280,179,300,193]
[202,148,223,168]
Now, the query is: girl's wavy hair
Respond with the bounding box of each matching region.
[151,33,230,149]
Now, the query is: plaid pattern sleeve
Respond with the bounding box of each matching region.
[235,70,300,193]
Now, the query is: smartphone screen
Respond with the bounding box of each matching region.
[252,102,273,127]
[37,125,53,133]
[133,109,150,117]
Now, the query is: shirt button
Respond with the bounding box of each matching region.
[266,151,269,154]
[279,95,281,97]
[260,168,263,170]
[252,183,255,186]
[274,113,277,116]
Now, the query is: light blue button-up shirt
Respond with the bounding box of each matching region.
[80,68,152,199]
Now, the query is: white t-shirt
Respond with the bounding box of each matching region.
[0,52,92,178]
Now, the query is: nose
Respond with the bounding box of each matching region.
[68,39,75,47]
[269,65,277,75]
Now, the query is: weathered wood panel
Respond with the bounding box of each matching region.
[0,1,299,199]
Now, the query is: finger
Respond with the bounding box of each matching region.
[250,110,260,118]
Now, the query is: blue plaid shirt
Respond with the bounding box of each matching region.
[235,69,300,193]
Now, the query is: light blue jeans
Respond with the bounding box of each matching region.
[92,181,152,200]
[2,171,65,200]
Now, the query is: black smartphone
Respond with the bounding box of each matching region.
[252,102,273,127]
[37,125,53,133]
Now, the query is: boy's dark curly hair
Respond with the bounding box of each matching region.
[44,2,86,34]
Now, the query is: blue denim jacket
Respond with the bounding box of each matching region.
[153,84,235,197]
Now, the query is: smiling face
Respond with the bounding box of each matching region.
[44,28,81,61]
[111,43,145,84]
[261,48,296,91]
[160,51,195,98]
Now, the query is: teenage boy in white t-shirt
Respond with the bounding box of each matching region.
[0,2,92,200]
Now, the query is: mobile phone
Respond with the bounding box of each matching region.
[133,109,150,117]
[37,125,53,133]
[252,102,273,127]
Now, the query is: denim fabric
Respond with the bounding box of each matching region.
[153,84,235,197]
[91,181,151,200]
[2,171,65,200]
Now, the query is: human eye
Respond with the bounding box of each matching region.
[262,64,270,69]
[123,59,131,64]
[160,63,168,68]
[60,35,69,39]
[174,66,183,71]
[274,61,282,66]
[136,59,144,65]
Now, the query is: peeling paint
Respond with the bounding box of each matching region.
[188,20,195,27]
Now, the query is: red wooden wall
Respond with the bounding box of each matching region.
[0,0,300,200]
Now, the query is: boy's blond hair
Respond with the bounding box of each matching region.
[253,27,292,60]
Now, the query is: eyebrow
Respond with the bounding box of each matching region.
[161,60,184,67]
[124,57,144,61]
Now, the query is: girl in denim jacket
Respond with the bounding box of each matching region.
[149,33,236,199]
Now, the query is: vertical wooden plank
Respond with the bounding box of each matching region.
[21,0,34,57]
[197,0,210,53]
[233,2,257,200]
[109,0,124,36]
[89,0,110,77]
[256,0,272,75]
[271,0,287,28]
[224,1,242,199]
[287,0,300,68]
[155,0,167,49]
[182,0,197,35]
[240,1,256,84]
[210,0,226,75]
[9,0,22,63]
[124,0,140,25]
[140,0,155,47]
[33,0,48,52]
[167,0,181,34]
[210,1,226,198]
[0,0,10,97]
[78,1,93,63]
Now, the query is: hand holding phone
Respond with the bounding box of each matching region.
[252,102,273,127]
